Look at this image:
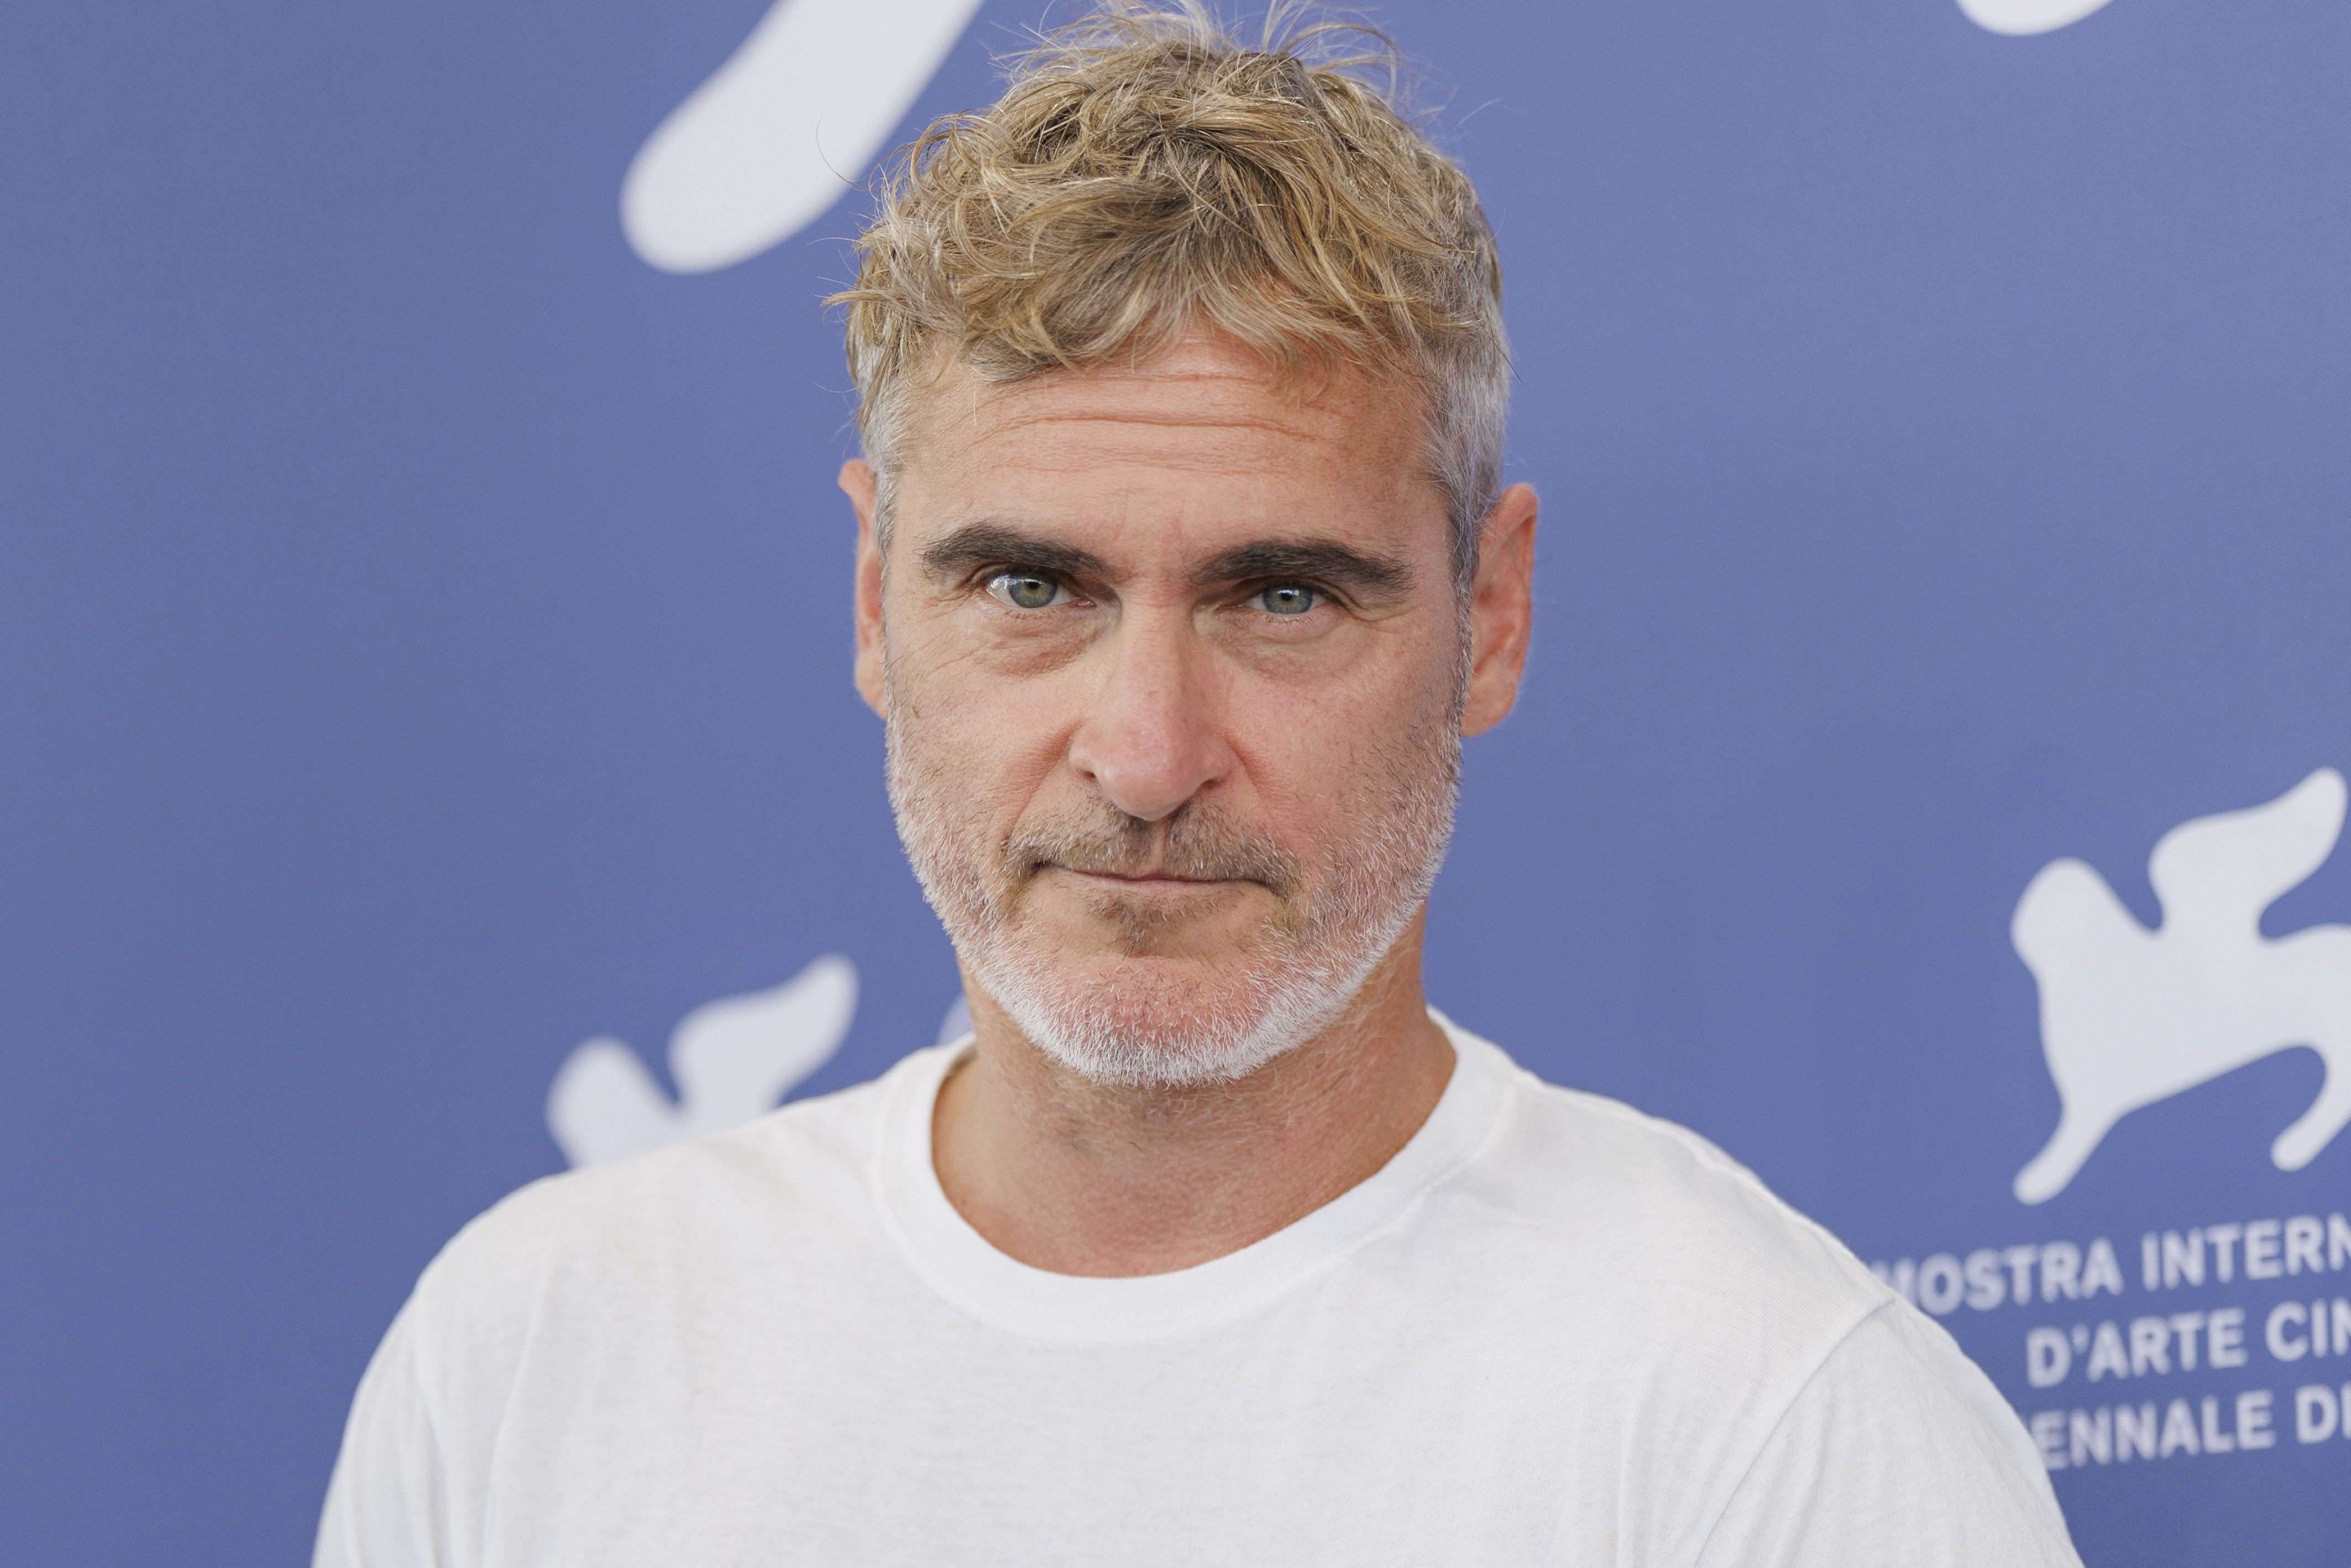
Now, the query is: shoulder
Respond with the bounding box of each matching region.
[1464,1029,1890,1300]
[1695,1302,2078,1565]
[402,1046,940,1349]
[1407,1027,2067,1557]
[1436,1024,1900,1369]
[316,1047,950,1545]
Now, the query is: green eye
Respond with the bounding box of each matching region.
[1254,583,1318,616]
[988,573,1064,610]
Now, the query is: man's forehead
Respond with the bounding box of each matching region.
[893,343,1410,484]
[889,338,1444,555]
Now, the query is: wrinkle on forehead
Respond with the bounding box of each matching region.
[900,335,1430,490]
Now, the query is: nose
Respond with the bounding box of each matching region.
[1066,608,1232,823]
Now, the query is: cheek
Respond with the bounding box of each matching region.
[888,623,1076,814]
[1226,631,1452,759]
[1224,649,1458,837]
[1223,695,1366,835]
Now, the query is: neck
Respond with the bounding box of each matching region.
[930,909,1455,1277]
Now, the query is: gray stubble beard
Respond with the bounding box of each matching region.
[882,653,1464,1090]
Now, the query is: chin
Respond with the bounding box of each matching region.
[969,935,1380,1090]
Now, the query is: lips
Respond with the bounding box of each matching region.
[1048,864,1241,888]
[998,807,1302,900]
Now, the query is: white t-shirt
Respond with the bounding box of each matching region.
[317,1016,2079,1567]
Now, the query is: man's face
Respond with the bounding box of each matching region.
[848,334,1512,1086]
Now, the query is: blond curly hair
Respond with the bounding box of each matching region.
[830,2,1509,590]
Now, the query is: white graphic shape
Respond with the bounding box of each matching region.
[1957,0,2117,35]
[2013,769,2351,1203]
[547,955,857,1167]
[621,0,987,273]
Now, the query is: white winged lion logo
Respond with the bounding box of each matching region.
[2012,769,2351,1204]
[546,955,858,1167]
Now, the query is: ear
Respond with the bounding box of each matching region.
[841,459,887,715]
[1460,483,1537,737]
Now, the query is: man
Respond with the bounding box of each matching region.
[319,7,2081,1563]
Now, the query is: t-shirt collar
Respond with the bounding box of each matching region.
[874,1009,1514,1343]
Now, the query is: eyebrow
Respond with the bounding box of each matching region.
[918,523,1108,584]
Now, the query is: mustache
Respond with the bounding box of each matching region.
[1003,803,1301,898]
